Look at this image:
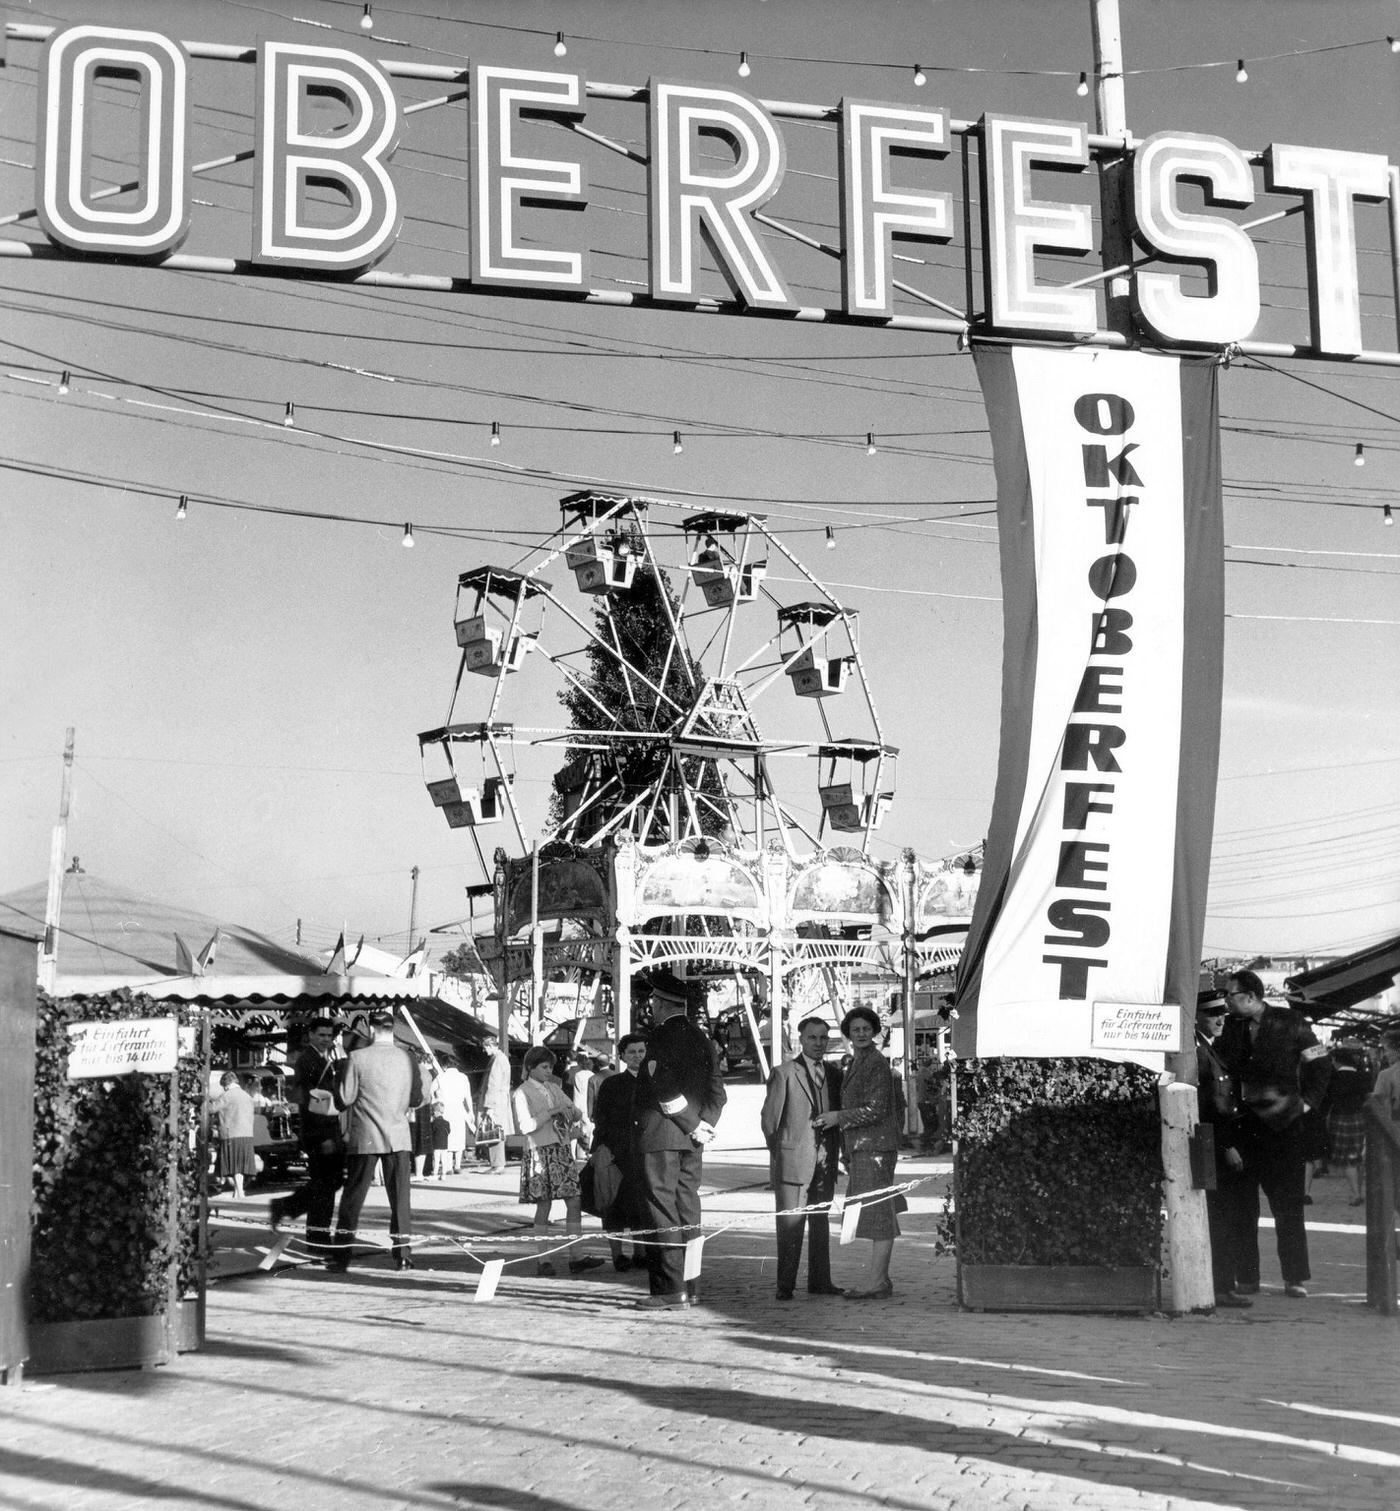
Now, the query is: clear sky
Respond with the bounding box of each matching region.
[1,0,1397,967]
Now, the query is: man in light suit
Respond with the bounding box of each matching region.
[329,1012,424,1272]
[760,1016,845,1301]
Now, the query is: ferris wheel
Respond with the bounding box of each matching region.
[418,490,895,872]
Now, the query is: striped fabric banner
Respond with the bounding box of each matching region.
[954,345,1224,1067]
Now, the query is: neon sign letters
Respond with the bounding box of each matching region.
[28,23,1396,355]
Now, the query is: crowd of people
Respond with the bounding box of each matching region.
[212,970,921,1305]
[208,964,1395,1310]
[1195,968,1398,1308]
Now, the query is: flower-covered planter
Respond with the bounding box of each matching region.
[943,1057,1164,1314]
[959,1262,1159,1313]
[26,1299,203,1375]
[28,991,206,1372]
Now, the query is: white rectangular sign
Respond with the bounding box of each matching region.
[66,1017,178,1078]
[1091,1001,1180,1054]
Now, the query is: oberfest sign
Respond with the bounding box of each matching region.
[13,21,1398,360]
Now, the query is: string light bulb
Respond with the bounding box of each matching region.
[1384,502,1394,526]
[359,3,373,30]
[1076,71,1089,97]
[825,525,836,550]
[1235,59,1249,83]
[1390,36,1400,53]
[737,51,751,78]
[865,432,877,455]
[402,523,415,548]
[57,370,70,395]
[490,421,501,447]
[913,64,927,87]
[553,32,567,57]
[283,401,295,427]
[175,494,188,520]
[672,430,684,455]
[1354,442,1366,466]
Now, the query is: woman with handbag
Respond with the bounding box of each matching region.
[587,1034,648,1271]
[512,1047,603,1277]
[812,1005,905,1300]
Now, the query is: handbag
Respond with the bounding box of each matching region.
[475,1111,503,1147]
[580,1144,621,1218]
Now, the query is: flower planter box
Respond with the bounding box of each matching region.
[958,1262,1159,1313]
[27,1298,203,1376]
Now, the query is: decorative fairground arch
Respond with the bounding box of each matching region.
[5,7,1398,1075]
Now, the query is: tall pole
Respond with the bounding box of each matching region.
[1090,0,1134,338]
[38,727,74,993]
[407,865,420,955]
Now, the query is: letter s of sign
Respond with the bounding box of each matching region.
[1131,131,1260,346]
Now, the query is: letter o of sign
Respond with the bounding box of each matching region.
[37,25,191,257]
[1073,393,1135,436]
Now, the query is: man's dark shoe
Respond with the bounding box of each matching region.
[568,1256,605,1274]
[392,1255,414,1271]
[323,1259,350,1273]
[807,1283,845,1296]
[1234,1281,1260,1294]
[1215,1291,1252,1309]
[635,1293,691,1310]
[775,1288,795,1300]
[1285,1283,1308,1298]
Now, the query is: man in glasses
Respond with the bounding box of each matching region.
[1218,970,1331,1299]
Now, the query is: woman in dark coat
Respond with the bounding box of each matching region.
[589,1033,648,1270]
[813,1005,904,1299]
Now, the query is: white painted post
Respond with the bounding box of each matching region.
[1159,1079,1215,1313]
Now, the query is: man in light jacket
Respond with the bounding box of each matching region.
[761,1016,844,1301]
[329,1012,423,1272]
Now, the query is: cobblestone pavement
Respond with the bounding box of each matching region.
[3,1097,1398,1511]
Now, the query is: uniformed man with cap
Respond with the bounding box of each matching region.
[630,970,727,1310]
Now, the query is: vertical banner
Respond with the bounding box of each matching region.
[954,345,1224,1066]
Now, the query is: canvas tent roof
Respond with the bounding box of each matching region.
[1284,933,1400,1021]
[0,871,322,986]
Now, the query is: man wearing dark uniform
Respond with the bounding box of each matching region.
[269,1017,346,1261]
[1218,969,1331,1299]
[631,971,727,1310]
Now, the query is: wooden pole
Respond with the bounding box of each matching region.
[1364,1099,1398,1314]
[1159,1080,1214,1313]
[407,865,420,956]
[1090,0,1133,337]
[38,727,74,994]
